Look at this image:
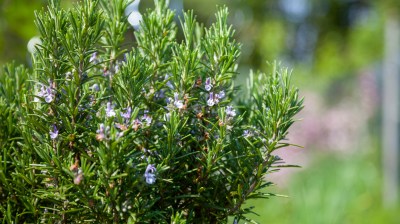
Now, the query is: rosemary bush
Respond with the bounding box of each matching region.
[0,0,303,223]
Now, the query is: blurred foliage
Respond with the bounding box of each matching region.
[0,0,45,63]
[247,148,400,224]
[0,0,387,83]
[0,0,75,64]
[183,0,384,83]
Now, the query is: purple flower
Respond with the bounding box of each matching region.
[142,111,152,125]
[164,74,174,89]
[103,69,111,77]
[144,164,156,184]
[166,81,174,89]
[207,92,215,107]
[89,52,97,63]
[132,119,142,131]
[50,124,58,139]
[45,87,55,103]
[90,84,100,92]
[106,102,116,117]
[116,131,124,139]
[37,85,46,97]
[226,106,236,117]
[174,92,179,101]
[120,107,132,121]
[205,77,213,91]
[74,168,84,185]
[173,93,184,109]
[243,130,253,138]
[96,123,107,141]
[35,85,46,102]
[165,112,171,121]
[217,90,225,99]
[155,89,166,100]
[36,83,55,103]
[114,64,120,73]
[214,96,220,104]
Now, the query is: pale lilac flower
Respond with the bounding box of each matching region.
[155,89,166,100]
[144,164,156,184]
[165,74,174,89]
[50,124,58,139]
[173,93,184,109]
[96,123,106,141]
[74,168,84,185]
[106,102,116,117]
[207,92,215,107]
[132,119,142,131]
[37,86,46,96]
[243,130,253,138]
[142,111,152,125]
[103,69,111,77]
[205,77,213,91]
[226,106,236,117]
[144,116,152,125]
[174,100,183,109]
[36,85,47,101]
[166,81,174,89]
[213,96,220,104]
[116,131,124,139]
[121,107,132,120]
[165,112,171,121]
[90,84,100,92]
[89,52,97,63]
[217,90,225,99]
[36,83,55,103]
[167,97,173,104]
[44,87,55,103]
[114,64,120,73]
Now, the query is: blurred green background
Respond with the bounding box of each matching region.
[1,0,399,223]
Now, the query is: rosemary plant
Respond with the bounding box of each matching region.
[0,0,303,223]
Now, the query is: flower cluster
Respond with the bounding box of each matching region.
[106,102,116,117]
[36,82,55,103]
[168,92,184,110]
[120,107,132,121]
[207,91,225,107]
